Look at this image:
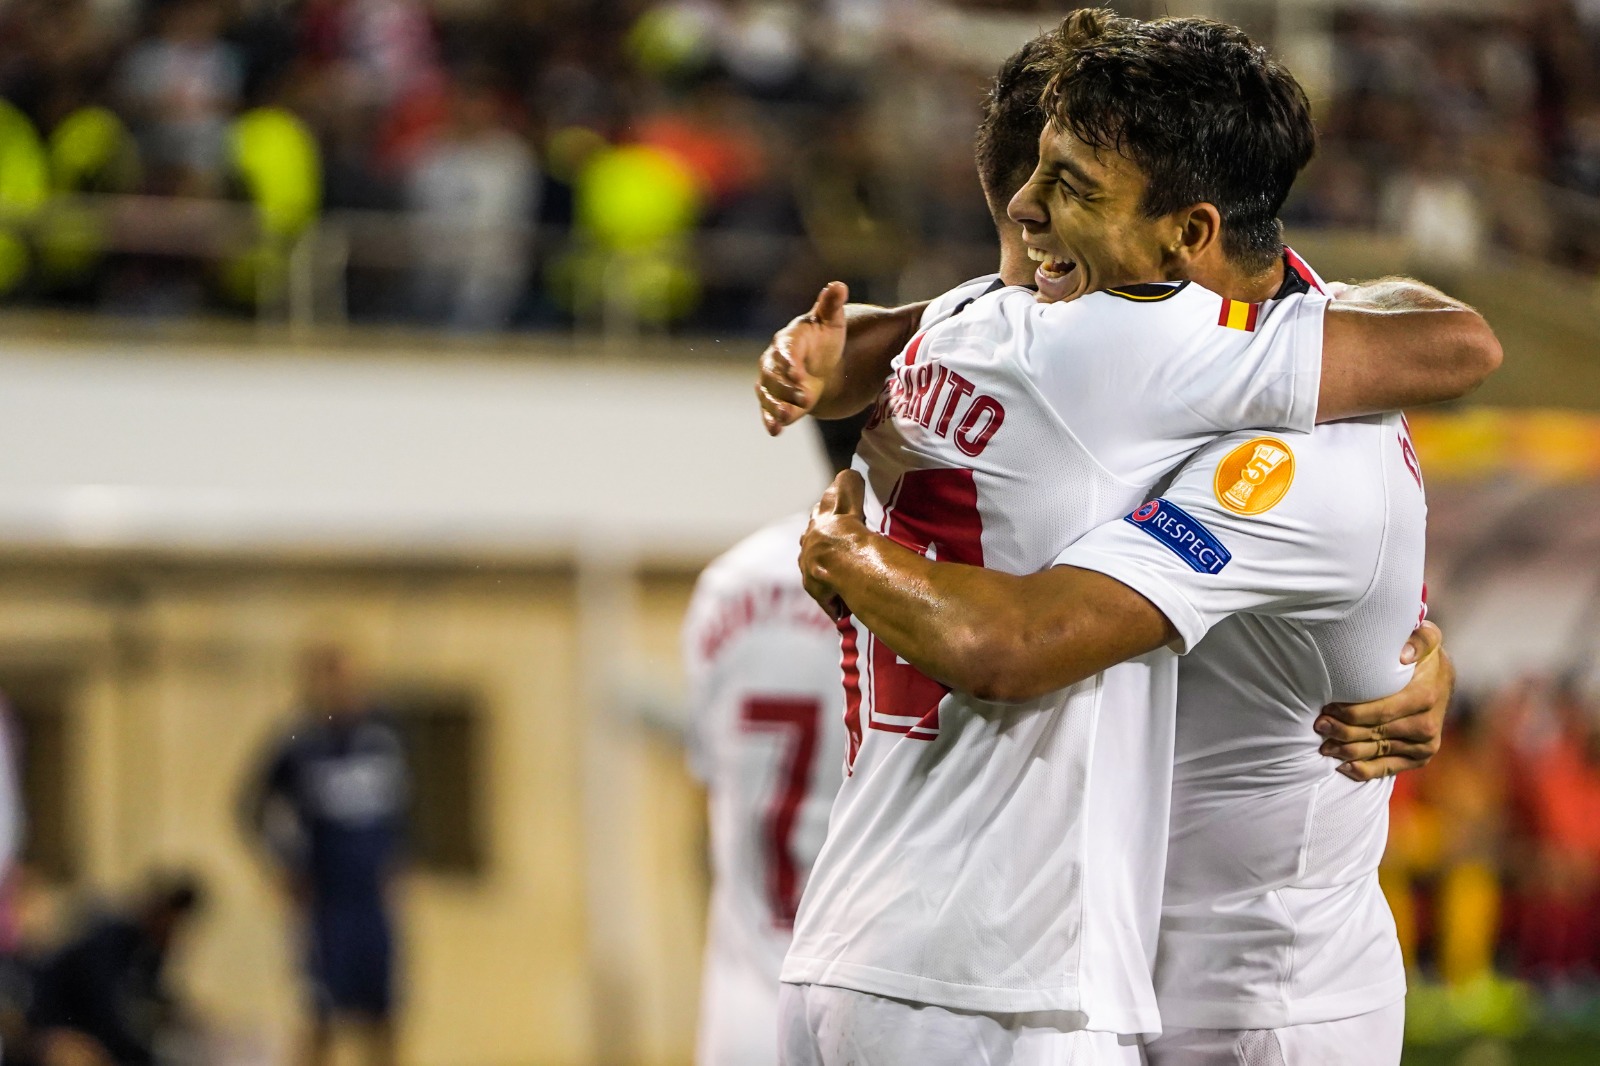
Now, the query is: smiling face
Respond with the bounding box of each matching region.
[1006,122,1188,303]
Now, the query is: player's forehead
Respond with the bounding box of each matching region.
[1038,120,1145,196]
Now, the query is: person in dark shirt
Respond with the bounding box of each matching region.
[241,645,407,1066]
[30,874,204,1066]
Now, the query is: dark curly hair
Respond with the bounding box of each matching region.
[1034,13,1316,271]
[974,10,1133,218]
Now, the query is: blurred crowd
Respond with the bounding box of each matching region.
[1385,674,1600,1039]
[1293,0,1600,274]
[0,0,1012,331]
[3,0,1600,329]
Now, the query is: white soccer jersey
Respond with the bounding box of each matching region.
[1058,414,1427,1029]
[682,516,850,1066]
[781,267,1328,1034]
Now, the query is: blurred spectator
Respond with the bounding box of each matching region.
[1384,698,1508,989]
[0,0,117,128]
[563,141,700,330]
[29,873,205,1066]
[115,0,242,196]
[1504,677,1600,987]
[240,645,408,1066]
[1379,133,1488,271]
[299,0,440,112]
[406,73,537,330]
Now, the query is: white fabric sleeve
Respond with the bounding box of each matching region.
[1163,291,1326,436]
[1054,427,1379,655]
[1023,288,1326,485]
[680,572,720,784]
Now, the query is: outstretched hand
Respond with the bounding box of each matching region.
[799,469,868,621]
[1316,620,1451,781]
[757,282,849,435]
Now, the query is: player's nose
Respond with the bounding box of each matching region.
[1007,183,1046,227]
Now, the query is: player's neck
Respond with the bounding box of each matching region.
[1187,254,1285,305]
[998,246,1035,287]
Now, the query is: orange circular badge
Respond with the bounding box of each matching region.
[1213,437,1295,515]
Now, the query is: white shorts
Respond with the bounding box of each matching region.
[779,981,1148,1066]
[1143,1001,1404,1066]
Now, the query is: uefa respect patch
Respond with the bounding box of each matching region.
[1124,499,1232,575]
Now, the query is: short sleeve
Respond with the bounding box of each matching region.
[1022,287,1327,488]
[1161,291,1325,436]
[1054,428,1379,654]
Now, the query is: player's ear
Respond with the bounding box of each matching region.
[1165,203,1222,270]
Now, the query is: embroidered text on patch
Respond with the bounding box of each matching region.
[1125,499,1232,575]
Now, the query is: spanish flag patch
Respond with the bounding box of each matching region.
[1217,298,1260,332]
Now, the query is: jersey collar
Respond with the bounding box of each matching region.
[1273,250,1314,300]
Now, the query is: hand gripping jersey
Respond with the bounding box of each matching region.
[1058,414,1427,1029]
[781,263,1328,1034]
[682,516,850,1066]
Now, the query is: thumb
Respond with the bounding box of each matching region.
[830,469,867,516]
[1401,620,1442,666]
[812,281,849,328]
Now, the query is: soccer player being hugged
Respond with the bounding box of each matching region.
[757,11,1493,1066]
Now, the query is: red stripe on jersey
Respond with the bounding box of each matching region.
[903,331,926,367]
[1216,298,1231,327]
[1285,247,1324,294]
[867,469,985,743]
[1244,302,1260,331]
[839,616,863,773]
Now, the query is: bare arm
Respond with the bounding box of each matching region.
[805,472,1455,777]
[756,281,926,432]
[1317,277,1502,422]
[800,471,1173,702]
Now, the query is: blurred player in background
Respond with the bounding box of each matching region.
[240,645,408,1066]
[29,872,205,1066]
[759,12,1493,1065]
[680,415,864,1066]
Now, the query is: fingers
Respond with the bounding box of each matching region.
[1337,756,1418,782]
[813,479,839,520]
[810,281,849,326]
[1313,714,1371,744]
[829,469,866,516]
[1400,620,1443,665]
[757,382,804,435]
[1320,694,1412,730]
[1315,703,1443,746]
[756,340,810,435]
[1320,733,1438,765]
[802,575,845,622]
[798,528,845,622]
[1322,674,1442,729]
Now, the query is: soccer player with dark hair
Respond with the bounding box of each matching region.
[759,11,1490,1065]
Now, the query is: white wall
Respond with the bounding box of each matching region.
[0,344,830,562]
